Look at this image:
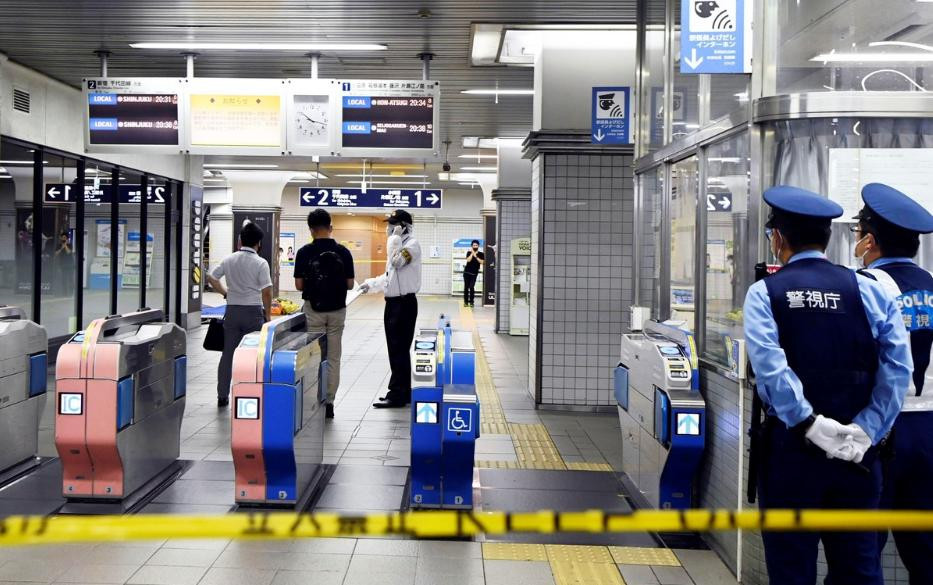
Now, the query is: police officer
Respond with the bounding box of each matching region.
[853,183,933,585]
[359,209,422,408]
[744,185,912,585]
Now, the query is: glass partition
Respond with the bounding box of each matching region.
[147,178,168,314]
[0,139,35,317]
[670,156,699,326]
[41,154,79,338]
[670,17,701,141]
[117,170,143,315]
[84,161,115,322]
[704,134,750,365]
[763,116,933,272]
[638,166,665,318]
[767,0,933,94]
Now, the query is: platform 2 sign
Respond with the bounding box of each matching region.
[300,188,442,210]
[339,80,438,152]
[84,78,182,148]
[680,0,752,74]
[45,183,168,205]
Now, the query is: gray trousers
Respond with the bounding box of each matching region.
[303,304,347,403]
[217,304,266,399]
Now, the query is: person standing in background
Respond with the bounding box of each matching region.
[207,222,273,408]
[294,209,355,420]
[463,239,484,307]
[359,209,422,408]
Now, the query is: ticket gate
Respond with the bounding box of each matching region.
[0,307,48,479]
[55,310,186,507]
[616,320,705,509]
[231,312,326,508]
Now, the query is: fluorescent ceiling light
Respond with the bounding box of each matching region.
[457,154,498,159]
[348,180,430,186]
[0,174,11,179]
[203,163,279,169]
[335,174,428,178]
[459,166,497,172]
[811,52,933,62]
[130,42,387,51]
[290,172,327,180]
[203,178,227,182]
[461,89,534,95]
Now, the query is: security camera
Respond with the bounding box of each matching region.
[442,161,451,172]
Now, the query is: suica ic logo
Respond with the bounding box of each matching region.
[691,0,736,31]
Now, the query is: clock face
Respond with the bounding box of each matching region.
[293,95,329,146]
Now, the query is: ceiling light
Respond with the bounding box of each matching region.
[347,180,430,186]
[811,52,933,62]
[335,174,428,178]
[459,166,498,172]
[203,178,227,183]
[0,174,11,179]
[0,159,47,165]
[130,42,387,52]
[203,163,279,169]
[290,172,328,180]
[457,154,498,160]
[460,89,534,95]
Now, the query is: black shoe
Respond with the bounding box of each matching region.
[325,403,334,419]
[373,398,408,409]
[218,397,229,408]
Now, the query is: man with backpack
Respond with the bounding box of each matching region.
[294,209,355,419]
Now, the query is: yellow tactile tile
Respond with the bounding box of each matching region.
[474,460,521,469]
[566,462,615,472]
[545,545,615,564]
[482,542,548,561]
[550,559,626,585]
[481,422,510,435]
[608,546,681,566]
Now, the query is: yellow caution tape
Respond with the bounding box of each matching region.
[2,509,933,547]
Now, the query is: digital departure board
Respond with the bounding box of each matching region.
[83,78,183,152]
[338,80,439,155]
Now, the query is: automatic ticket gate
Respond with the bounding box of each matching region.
[410,319,480,509]
[56,310,186,504]
[0,307,48,476]
[231,312,326,508]
[616,320,705,509]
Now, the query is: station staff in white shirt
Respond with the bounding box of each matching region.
[359,209,422,408]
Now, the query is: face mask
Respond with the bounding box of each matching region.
[855,234,871,269]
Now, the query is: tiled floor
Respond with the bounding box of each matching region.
[4,293,737,584]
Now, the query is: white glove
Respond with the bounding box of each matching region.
[387,234,402,257]
[804,415,854,459]
[357,282,370,294]
[838,423,872,463]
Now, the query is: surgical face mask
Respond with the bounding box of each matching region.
[855,234,871,269]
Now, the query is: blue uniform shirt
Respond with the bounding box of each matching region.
[744,250,913,443]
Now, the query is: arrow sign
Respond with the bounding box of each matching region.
[593,128,605,142]
[427,193,439,205]
[301,190,314,204]
[719,197,731,210]
[677,413,701,436]
[416,402,437,424]
[591,86,631,145]
[683,48,704,70]
[706,193,733,212]
[299,188,442,209]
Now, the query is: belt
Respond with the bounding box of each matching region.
[386,293,417,300]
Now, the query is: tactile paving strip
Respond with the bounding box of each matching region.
[608,546,682,566]
[550,560,626,585]
[510,423,568,470]
[566,462,615,472]
[482,542,549,561]
[474,460,522,469]
[545,544,615,564]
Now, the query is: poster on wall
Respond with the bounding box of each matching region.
[90,219,126,289]
[95,218,126,258]
[122,232,154,288]
[828,148,933,220]
[189,185,204,313]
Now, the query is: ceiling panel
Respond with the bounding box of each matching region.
[0,0,638,186]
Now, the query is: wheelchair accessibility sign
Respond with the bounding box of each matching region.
[447,408,473,434]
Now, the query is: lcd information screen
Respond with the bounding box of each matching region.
[341,95,434,149]
[87,92,179,145]
[189,94,282,147]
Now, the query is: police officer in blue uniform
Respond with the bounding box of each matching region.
[853,183,933,585]
[744,185,912,585]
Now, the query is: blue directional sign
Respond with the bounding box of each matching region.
[299,188,442,209]
[676,412,701,436]
[591,87,631,145]
[680,0,751,74]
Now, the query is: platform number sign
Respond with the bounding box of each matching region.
[680,0,751,74]
[447,408,473,434]
[416,402,438,424]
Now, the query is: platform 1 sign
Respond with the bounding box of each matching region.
[680,0,752,74]
[591,87,631,145]
[300,188,442,209]
[45,183,167,205]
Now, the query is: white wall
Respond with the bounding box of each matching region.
[0,58,187,181]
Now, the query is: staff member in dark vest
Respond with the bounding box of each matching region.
[744,185,912,585]
[853,183,933,585]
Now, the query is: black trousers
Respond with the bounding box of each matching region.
[463,273,478,305]
[384,294,418,402]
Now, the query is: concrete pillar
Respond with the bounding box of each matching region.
[525,34,637,409]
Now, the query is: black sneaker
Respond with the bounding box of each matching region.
[218,397,229,408]
[325,403,334,419]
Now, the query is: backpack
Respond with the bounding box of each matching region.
[307,250,346,312]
